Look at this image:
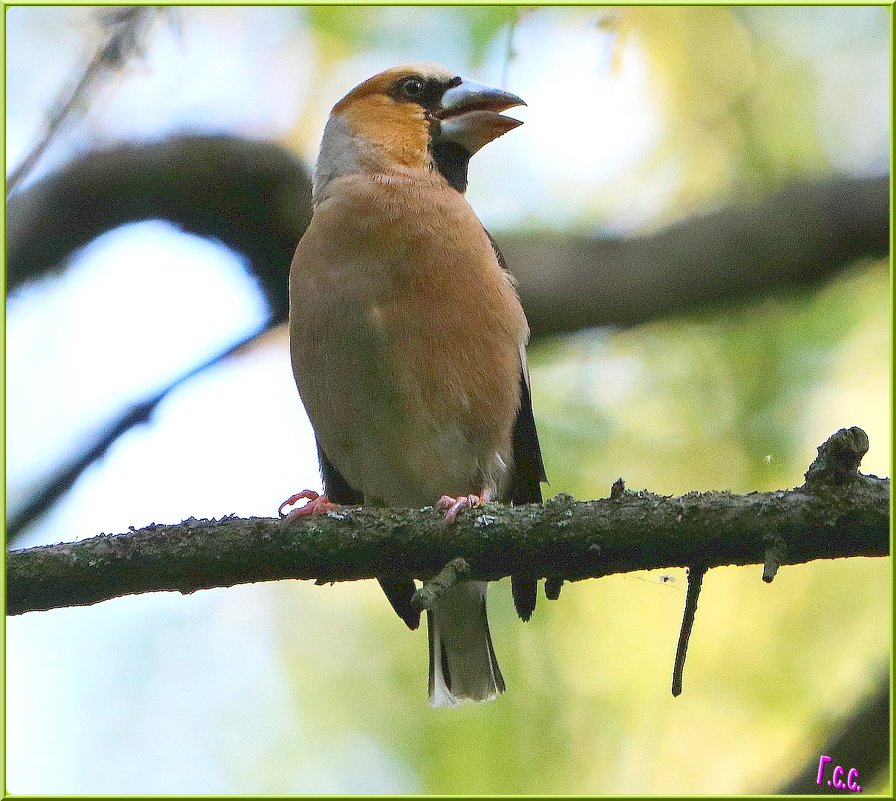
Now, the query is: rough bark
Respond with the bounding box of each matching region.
[7,428,888,617]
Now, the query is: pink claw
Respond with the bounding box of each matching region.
[278,490,342,519]
[436,489,492,522]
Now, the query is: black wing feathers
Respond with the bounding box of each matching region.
[486,229,548,622]
[509,368,545,622]
[318,443,364,505]
[377,576,421,630]
[509,367,547,505]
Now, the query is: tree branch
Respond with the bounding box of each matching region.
[671,564,706,697]
[6,428,888,617]
[6,135,313,323]
[500,175,890,335]
[7,135,887,335]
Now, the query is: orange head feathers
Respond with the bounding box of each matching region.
[314,64,526,199]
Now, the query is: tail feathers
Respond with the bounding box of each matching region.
[427,581,505,707]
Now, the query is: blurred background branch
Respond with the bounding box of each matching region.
[5,323,270,540]
[7,138,886,329]
[6,6,167,197]
[7,135,312,318]
[777,666,890,794]
[504,175,889,335]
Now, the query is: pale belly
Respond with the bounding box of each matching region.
[290,271,518,507]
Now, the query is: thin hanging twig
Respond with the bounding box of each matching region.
[671,564,707,697]
[7,7,165,197]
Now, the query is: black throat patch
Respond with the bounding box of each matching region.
[431,140,471,193]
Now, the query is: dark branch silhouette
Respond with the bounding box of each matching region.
[7,136,312,321]
[7,136,887,332]
[7,428,888,617]
[671,564,706,697]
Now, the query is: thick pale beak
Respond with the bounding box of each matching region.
[438,79,526,119]
[438,111,522,155]
[436,79,525,155]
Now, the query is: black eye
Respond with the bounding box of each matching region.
[401,77,425,99]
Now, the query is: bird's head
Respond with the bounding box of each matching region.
[314,64,525,199]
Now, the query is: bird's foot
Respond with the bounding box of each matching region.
[436,488,492,522]
[278,490,342,519]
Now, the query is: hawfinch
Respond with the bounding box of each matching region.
[281,64,546,706]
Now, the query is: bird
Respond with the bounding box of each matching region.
[280,64,546,706]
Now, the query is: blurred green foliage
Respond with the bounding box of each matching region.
[585,6,883,222]
[306,5,518,65]
[458,6,520,66]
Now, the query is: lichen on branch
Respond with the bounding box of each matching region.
[6,428,889,617]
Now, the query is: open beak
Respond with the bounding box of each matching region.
[436,79,526,155]
[438,79,526,119]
